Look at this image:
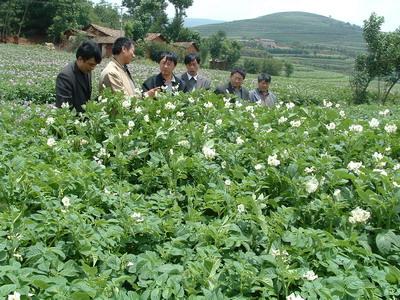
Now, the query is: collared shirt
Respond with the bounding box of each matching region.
[164,76,176,92]
[187,73,198,81]
[186,73,198,91]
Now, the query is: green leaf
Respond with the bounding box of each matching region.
[0,284,17,297]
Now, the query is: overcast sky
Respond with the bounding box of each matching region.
[99,0,400,31]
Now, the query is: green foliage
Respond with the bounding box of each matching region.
[241,57,285,76]
[124,20,145,42]
[284,62,294,77]
[351,13,400,104]
[206,31,241,69]
[1,43,400,298]
[89,0,121,29]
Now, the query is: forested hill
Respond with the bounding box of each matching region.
[193,11,365,51]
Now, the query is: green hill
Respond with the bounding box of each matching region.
[193,11,365,52]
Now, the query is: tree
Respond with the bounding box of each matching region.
[350,13,400,104]
[284,62,294,77]
[208,31,226,60]
[48,0,91,42]
[122,0,168,35]
[205,31,241,69]
[125,20,146,41]
[89,1,120,29]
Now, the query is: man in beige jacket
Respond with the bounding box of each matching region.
[99,37,136,96]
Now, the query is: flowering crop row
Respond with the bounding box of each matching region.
[0,85,400,299]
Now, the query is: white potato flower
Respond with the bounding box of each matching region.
[303,270,318,281]
[290,120,301,128]
[372,152,384,161]
[305,177,319,193]
[236,136,244,145]
[8,291,21,300]
[202,145,217,160]
[286,293,305,300]
[122,99,131,109]
[61,196,71,208]
[325,122,336,130]
[369,118,380,128]
[278,116,288,124]
[131,212,144,223]
[349,207,370,224]
[237,204,245,213]
[349,124,363,132]
[254,163,264,171]
[268,154,280,167]
[47,137,56,147]
[46,117,55,125]
[384,124,397,133]
[347,161,363,174]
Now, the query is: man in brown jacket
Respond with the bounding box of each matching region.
[99,37,137,97]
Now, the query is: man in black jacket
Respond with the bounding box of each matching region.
[214,68,249,100]
[142,52,185,97]
[55,40,102,112]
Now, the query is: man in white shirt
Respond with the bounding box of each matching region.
[181,53,211,92]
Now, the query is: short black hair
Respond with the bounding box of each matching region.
[231,68,246,79]
[258,73,272,83]
[184,53,200,65]
[112,37,134,55]
[76,40,102,64]
[159,51,178,66]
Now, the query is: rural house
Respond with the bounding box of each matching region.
[172,41,199,54]
[144,33,168,44]
[63,24,124,57]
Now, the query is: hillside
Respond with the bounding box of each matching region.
[193,11,365,51]
[184,18,225,27]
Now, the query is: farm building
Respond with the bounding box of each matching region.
[63,24,124,57]
[144,33,167,44]
[172,41,199,54]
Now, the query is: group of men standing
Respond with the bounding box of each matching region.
[55,38,276,113]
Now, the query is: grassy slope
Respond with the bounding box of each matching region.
[194,12,365,50]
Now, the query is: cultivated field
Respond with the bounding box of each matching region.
[0,44,400,299]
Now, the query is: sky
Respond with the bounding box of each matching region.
[98,0,400,32]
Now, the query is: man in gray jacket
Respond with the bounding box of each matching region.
[249,73,277,107]
[55,40,102,113]
[181,53,211,92]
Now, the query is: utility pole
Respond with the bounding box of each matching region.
[119,6,123,36]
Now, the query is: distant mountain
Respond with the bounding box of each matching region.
[184,18,225,28]
[193,12,365,51]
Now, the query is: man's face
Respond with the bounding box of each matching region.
[230,72,244,89]
[159,57,176,77]
[77,57,98,73]
[186,59,199,76]
[258,80,270,92]
[122,45,135,64]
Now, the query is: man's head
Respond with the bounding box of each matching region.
[75,40,102,73]
[257,73,272,92]
[112,37,135,65]
[184,53,200,76]
[159,52,178,78]
[230,68,246,89]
